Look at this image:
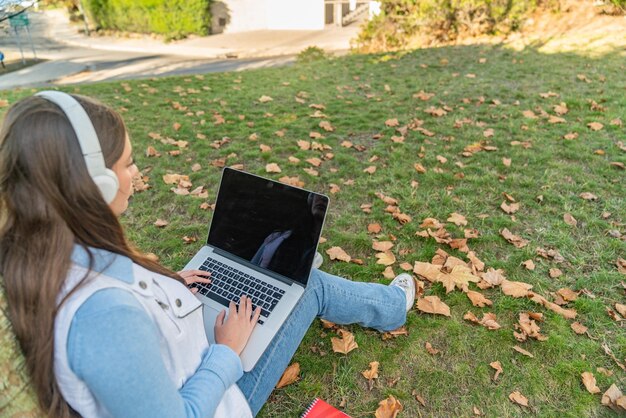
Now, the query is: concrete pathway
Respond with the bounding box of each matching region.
[0,9,361,90]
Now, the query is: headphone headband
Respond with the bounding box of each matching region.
[35,91,119,204]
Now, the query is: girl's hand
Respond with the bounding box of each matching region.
[178,269,211,294]
[214,295,261,356]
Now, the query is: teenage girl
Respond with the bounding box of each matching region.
[0,92,415,417]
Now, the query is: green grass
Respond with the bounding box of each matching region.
[2,43,625,416]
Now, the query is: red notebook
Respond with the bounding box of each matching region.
[301,398,351,418]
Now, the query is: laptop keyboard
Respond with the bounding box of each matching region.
[191,258,285,325]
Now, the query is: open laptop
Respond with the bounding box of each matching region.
[182,167,329,371]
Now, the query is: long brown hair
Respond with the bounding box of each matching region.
[0,94,180,417]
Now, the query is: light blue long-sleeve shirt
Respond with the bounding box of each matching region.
[65,247,244,417]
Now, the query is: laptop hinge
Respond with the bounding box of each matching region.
[212,247,299,287]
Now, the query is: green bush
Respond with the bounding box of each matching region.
[83,0,211,40]
[355,0,559,52]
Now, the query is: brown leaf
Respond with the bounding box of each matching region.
[375,395,403,418]
[385,118,400,127]
[326,247,351,263]
[258,95,273,103]
[259,144,272,153]
[616,303,626,317]
[297,140,311,150]
[382,266,395,279]
[420,218,443,229]
[563,213,577,226]
[482,268,506,287]
[265,163,281,173]
[331,329,358,354]
[413,262,442,282]
[549,268,563,278]
[417,296,451,316]
[412,390,427,406]
[425,342,440,355]
[447,212,468,226]
[464,311,501,330]
[490,361,503,381]
[368,223,382,234]
[278,176,305,188]
[500,228,529,248]
[146,146,161,157]
[513,345,534,358]
[362,361,380,382]
[509,391,529,407]
[364,165,377,174]
[581,372,601,394]
[557,288,577,302]
[579,192,598,201]
[154,219,168,228]
[413,163,427,173]
[373,241,394,252]
[501,201,520,214]
[466,290,493,307]
[522,259,535,270]
[601,384,624,410]
[376,251,396,266]
[571,322,588,334]
[501,279,533,297]
[587,122,604,131]
[276,363,300,388]
[563,132,579,140]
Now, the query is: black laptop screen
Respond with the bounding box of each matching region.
[207,168,328,286]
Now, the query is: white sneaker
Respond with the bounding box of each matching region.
[390,273,415,312]
[313,252,323,269]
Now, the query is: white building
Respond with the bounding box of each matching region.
[211,0,380,34]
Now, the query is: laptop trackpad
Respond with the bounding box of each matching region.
[202,305,221,344]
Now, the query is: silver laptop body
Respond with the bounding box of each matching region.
[182,168,329,371]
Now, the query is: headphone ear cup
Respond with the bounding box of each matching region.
[93,169,119,204]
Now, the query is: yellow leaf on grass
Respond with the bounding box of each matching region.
[326,247,351,262]
[375,395,403,418]
[331,329,358,354]
[417,296,451,316]
[581,372,601,394]
[154,219,168,227]
[258,95,273,103]
[276,363,300,388]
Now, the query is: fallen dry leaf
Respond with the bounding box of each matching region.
[373,241,394,252]
[522,260,535,270]
[466,290,493,307]
[265,163,282,173]
[368,223,382,234]
[376,251,396,266]
[601,384,624,411]
[500,228,529,248]
[501,279,533,297]
[615,303,626,317]
[425,342,440,355]
[563,213,578,226]
[501,201,520,214]
[375,395,403,418]
[362,361,380,385]
[276,362,300,388]
[509,391,529,407]
[579,192,598,201]
[464,311,501,330]
[447,212,468,226]
[417,296,451,316]
[549,268,563,278]
[331,329,358,354]
[581,372,601,394]
[413,262,442,282]
[258,95,273,103]
[587,122,604,131]
[571,322,588,334]
[326,247,351,263]
[490,361,503,381]
[513,345,534,358]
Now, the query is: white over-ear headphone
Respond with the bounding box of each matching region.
[35,91,120,204]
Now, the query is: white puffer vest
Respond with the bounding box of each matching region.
[54,258,252,418]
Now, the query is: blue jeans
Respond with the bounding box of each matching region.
[236,268,407,416]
